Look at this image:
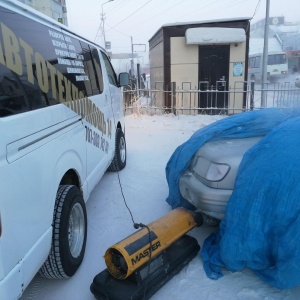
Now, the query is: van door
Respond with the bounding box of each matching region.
[100,51,124,136]
[61,31,114,194]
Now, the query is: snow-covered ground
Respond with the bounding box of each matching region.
[21,113,300,300]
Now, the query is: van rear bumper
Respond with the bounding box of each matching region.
[0,260,23,300]
[0,227,52,300]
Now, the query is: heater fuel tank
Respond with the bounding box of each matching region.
[104,208,203,279]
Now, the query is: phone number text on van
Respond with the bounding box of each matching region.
[85,126,109,153]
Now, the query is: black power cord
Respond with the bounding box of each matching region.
[110,100,152,298]
[116,170,153,300]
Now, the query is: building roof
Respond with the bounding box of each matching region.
[185,27,246,45]
[163,17,251,28]
[149,17,251,42]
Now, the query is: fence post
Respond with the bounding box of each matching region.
[171,82,176,115]
[137,63,140,98]
[250,81,255,110]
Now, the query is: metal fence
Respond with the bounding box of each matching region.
[123,80,300,115]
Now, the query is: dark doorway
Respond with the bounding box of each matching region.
[199,45,230,114]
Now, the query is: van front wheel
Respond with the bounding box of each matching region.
[108,128,126,171]
[39,185,87,278]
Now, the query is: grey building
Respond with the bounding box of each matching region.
[17,0,68,25]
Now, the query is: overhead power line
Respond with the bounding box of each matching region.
[105,0,131,16]
[107,0,153,33]
[251,0,262,20]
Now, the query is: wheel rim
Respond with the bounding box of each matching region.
[119,136,126,163]
[68,202,85,258]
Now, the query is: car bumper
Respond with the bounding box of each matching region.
[179,171,232,220]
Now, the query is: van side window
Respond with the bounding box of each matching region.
[79,41,99,96]
[0,5,106,118]
[101,52,118,86]
[90,47,104,93]
[0,6,55,117]
[57,35,89,98]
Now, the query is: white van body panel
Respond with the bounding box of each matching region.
[0,1,127,298]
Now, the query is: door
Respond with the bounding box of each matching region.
[199,45,229,114]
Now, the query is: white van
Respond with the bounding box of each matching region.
[0,1,129,299]
[248,51,288,82]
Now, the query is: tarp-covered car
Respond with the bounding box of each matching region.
[165,108,300,289]
[179,136,262,220]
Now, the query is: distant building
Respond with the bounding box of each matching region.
[249,37,282,54]
[250,17,300,71]
[17,0,68,25]
[149,18,250,114]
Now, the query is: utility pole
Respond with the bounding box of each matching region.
[101,0,114,50]
[130,41,146,78]
[131,36,134,78]
[261,0,270,107]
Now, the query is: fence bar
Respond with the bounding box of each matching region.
[124,80,300,115]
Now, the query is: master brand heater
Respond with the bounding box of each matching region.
[90,208,203,300]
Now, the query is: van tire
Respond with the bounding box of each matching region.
[39,185,87,279]
[108,128,126,171]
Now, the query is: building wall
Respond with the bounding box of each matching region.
[34,0,52,18]
[229,42,247,113]
[169,37,247,114]
[149,41,164,87]
[52,0,68,25]
[149,41,164,107]
[170,37,198,88]
[170,37,198,113]
[18,0,68,25]
[18,0,34,7]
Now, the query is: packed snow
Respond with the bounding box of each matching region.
[21,113,300,300]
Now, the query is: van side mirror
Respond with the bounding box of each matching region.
[118,72,129,87]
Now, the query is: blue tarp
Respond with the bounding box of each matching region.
[165,108,300,289]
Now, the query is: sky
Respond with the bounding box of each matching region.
[65,0,300,60]
[20,113,300,299]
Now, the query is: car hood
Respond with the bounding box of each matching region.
[190,136,263,189]
[195,136,263,162]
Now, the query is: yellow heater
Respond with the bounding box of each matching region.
[104,208,203,279]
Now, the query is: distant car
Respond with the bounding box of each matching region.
[179,136,263,220]
[295,76,300,88]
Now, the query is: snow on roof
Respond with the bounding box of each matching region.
[185,27,246,45]
[149,17,251,42]
[162,17,251,28]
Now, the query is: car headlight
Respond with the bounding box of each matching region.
[206,162,230,181]
[192,156,230,182]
